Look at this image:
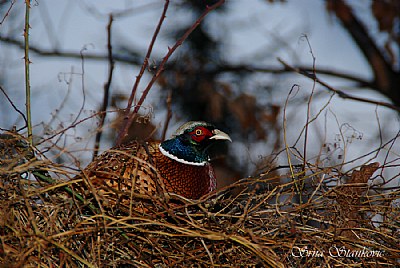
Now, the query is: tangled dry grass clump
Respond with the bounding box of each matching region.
[0,132,399,267]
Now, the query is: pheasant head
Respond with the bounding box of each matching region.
[159,121,232,166]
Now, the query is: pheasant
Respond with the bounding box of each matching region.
[81,121,231,201]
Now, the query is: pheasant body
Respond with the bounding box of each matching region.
[83,121,230,200]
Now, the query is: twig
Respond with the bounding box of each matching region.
[161,90,172,141]
[0,0,16,26]
[47,66,75,128]
[200,238,214,266]
[329,0,394,90]
[71,46,90,125]
[277,57,400,112]
[0,34,142,65]
[0,85,28,127]
[93,14,114,160]
[282,84,300,181]
[116,0,226,145]
[1,35,377,89]
[116,0,170,145]
[302,35,317,202]
[24,0,32,145]
[36,110,114,146]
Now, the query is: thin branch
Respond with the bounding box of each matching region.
[0,0,16,26]
[282,84,300,181]
[0,85,28,127]
[0,35,375,88]
[71,46,90,126]
[0,34,142,64]
[278,57,400,112]
[24,0,32,145]
[210,64,374,88]
[36,110,114,146]
[116,0,226,145]
[302,35,317,203]
[328,0,394,91]
[161,90,172,141]
[116,0,170,145]
[93,14,114,160]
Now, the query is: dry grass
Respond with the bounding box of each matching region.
[0,132,399,268]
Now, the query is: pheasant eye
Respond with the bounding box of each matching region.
[195,129,203,136]
[189,127,208,143]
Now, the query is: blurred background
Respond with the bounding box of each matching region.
[0,0,399,188]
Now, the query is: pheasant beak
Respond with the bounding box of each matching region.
[210,129,232,142]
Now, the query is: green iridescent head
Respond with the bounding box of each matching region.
[159,121,231,165]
